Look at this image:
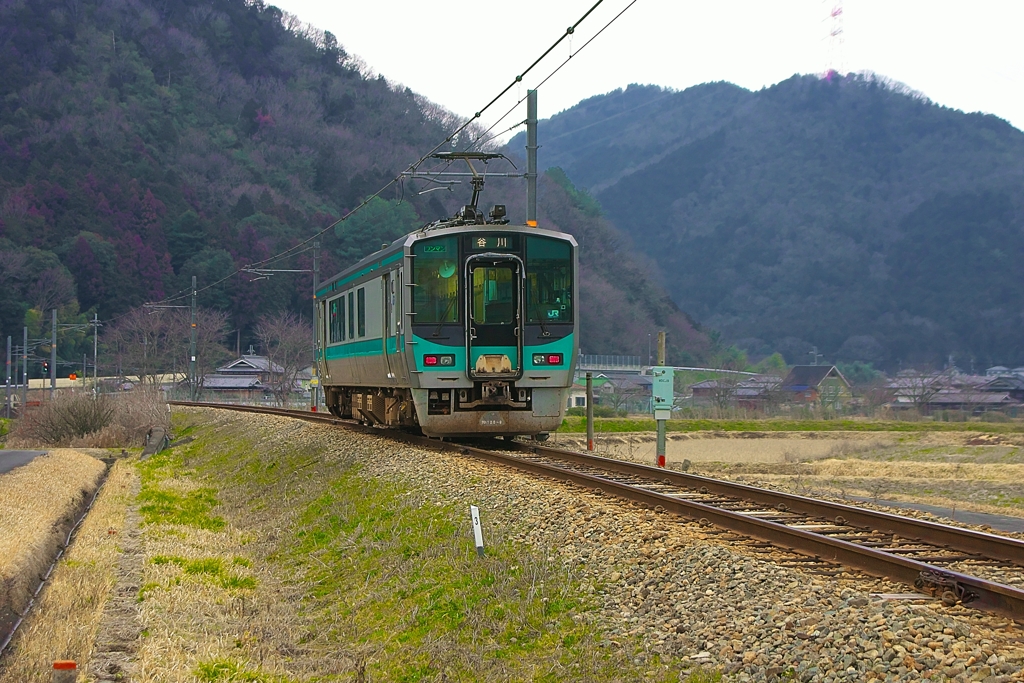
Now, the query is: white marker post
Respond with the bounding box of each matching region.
[470,505,485,557]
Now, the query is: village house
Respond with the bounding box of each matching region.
[779,365,852,409]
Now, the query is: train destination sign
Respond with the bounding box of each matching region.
[466,235,519,252]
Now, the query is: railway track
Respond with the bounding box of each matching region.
[172,401,1024,619]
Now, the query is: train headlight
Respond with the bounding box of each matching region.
[423,354,455,367]
[532,353,563,366]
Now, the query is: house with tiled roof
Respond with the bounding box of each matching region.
[780,365,851,409]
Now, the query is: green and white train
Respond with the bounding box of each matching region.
[315,204,578,438]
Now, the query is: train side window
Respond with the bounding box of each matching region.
[338,296,345,341]
[348,291,354,339]
[357,287,366,337]
[329,298,343,343]
[526,236,573,323]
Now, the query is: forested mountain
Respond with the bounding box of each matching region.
[512,77,1024,369]
[0,0,720,373]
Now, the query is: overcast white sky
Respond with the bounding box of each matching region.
[272,1,1024,138]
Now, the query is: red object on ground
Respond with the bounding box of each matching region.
[53,661,77,669]
[310,406,317,412]
[657,454,666,468]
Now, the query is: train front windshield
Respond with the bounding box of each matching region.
[525,236,572,323]
[413,237,459,323]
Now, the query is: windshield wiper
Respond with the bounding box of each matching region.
[432,296,459,337]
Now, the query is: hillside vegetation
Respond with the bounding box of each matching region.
[513,77,1024,369]
[0,0,721,371]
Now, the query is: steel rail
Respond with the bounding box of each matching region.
[504,443,1024,566]
[170,402,1024,619]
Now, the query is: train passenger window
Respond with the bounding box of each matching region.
[357,287,365,337]
[526,236,572,323]
[329,298,345,343]
[348,291,354,339]
[413,237,459,323]
[471,266,514,325]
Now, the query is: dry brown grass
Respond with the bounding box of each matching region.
[0,460,135,683]
[8,390,169,449]
[0,450,106,625]
[555,431,893,464]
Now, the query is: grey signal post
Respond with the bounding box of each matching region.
[652,331,673,468]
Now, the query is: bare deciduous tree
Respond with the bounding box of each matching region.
[169,308,232,388]
[31,267,77,314]
[105,307,175,386]
[255,311,310,406]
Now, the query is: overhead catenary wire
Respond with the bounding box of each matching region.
[469,0,640,152]
[144,0,629,308]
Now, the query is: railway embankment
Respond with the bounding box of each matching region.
[5,408,1020,681]
[64,408,1023,682]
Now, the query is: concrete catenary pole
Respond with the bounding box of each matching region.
[586,371,594,451]
[656,331,667,467]
[189,275,197,401]
[21,327,27,410]
[5,336,10,418]
[526,89,538,225]
[50,308,57,401]
[92,313,98,394]
[312,239,320,411]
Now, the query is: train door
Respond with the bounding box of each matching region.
[381,272,396,383]
[465,255,524,379]
[391,270,408,384]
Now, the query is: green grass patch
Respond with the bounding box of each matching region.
[149,554,256,590]
[137,450,225,530]
[557,416,1024,434]
[195,659,286,682]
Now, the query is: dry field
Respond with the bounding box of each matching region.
[0,449,106,642]
[0,459,135,683]
[556,431,1024,521]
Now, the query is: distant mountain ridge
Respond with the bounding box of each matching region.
[514,76,1024,369]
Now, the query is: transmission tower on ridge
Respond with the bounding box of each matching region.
[825,0,845,81]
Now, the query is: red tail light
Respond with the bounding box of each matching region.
[424,355,439,366]
[548,354,562,365]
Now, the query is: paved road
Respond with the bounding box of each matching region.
[0,450,46,475]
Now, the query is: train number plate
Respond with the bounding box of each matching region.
[479,411,505,427]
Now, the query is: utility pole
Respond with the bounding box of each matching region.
[809,347,822,366]
[189,275,197,401]
[311,240,320,411]
[92,313,99,394]
[21,327,27,410]
[50,308,57,401]
[526,89,538,225]
[82,354,87,389]
[5,336,10,419]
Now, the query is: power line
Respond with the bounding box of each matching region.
[469,0,640,151]
[144,0,610,308]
